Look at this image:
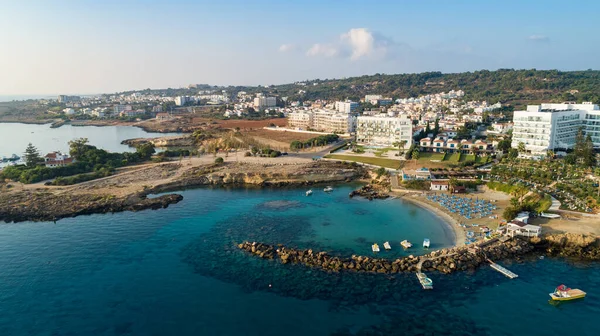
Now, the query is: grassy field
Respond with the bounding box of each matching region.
[460,154,476,162]
[417,152,445,161]
[374,147,398,157]
[325,154,403,169]
[446,153,461,163]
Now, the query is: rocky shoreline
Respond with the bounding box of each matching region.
[148,162,366,194]
[238,233,600,274]
[0,191,182,223]
[0,161,366,223]
[349,184,390,200]
[121,135,193,148]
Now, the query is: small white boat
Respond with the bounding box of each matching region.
[401,240,412,248]
[383,241,391,250]
[323,186,334,192]
[372,243,380,252]
[423,238,430,248]
[306,190,313,196]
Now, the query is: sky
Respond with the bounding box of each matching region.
[1,0,599,95]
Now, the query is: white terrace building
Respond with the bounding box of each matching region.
[356,115,413,148]
[511,102,600,154]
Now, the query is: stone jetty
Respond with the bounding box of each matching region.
[238,238,535,275]
[349,184,389,200]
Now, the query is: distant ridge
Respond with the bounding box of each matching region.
[118,69,600,108]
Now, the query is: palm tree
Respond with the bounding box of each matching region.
[412,148,420,169]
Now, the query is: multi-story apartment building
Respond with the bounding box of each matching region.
[364,95,382,102]
[253,96,277,109]
[175,96,189,106]
[287,111,313,130]
[58,95,81,103]
[114,104,132,114]
[313,109,356,133]
[511,102,600,154]
[335,101,359,114]
[287,109,356,134]
[356,115,413,147]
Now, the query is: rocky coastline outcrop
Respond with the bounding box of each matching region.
[531,233,600,260]
[238,238,535,275]
[148,162,366,194]
[121,135,193,148]
[0,191,182,223]
[349,184,389,200]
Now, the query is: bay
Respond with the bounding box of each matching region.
[0,185,597,335]
[0,123,180,160]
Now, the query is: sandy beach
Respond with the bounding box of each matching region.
[395,192,467,247]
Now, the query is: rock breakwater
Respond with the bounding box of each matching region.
[238,238,535,275]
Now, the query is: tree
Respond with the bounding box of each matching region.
[573,127,586,158]
[508,148,518,159]
[23,143,42,167]
[457,126,471,139]
[136,143,155,160]
[497,138,511,152]
[68,138,89,160]
[214,157,224,164]
[399,140,407,155]
[412,149,420,161]
[511,185,528,206]
[517,141,526,154]
[583,134,596,167]
[449,177,458,193]
[503,206,520,221]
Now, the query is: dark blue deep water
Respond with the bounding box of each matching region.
[0,185,598,335]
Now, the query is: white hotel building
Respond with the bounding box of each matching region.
[356,115,413,148]
[287,108,357,134]
[512,102,600,154]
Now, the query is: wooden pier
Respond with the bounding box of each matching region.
[489,261,518,279]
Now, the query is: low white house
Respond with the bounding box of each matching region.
[44,151,74,168]
[430,180,449,191]
[506,220,542,238]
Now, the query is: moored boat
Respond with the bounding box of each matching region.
[549,284,586,301]
[423,238,430,248]
[306,190,313,196]
[417,272,433,289]
[383,241,391,250]
[372,243,380,252]
[400,240,412,248]
[323,186,333,192]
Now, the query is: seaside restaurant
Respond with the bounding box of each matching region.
[506,220,542,238]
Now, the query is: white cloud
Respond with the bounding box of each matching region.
[341,28,390,60]
[528,35,549,42]
[306,28,394,61]
[278,44,295,52]
[306,43,339,58]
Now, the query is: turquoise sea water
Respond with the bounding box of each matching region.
[0,185,598,335]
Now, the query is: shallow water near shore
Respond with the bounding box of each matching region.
[0,185,598,335]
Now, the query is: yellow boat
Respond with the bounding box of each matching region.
[549,285,586,301]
